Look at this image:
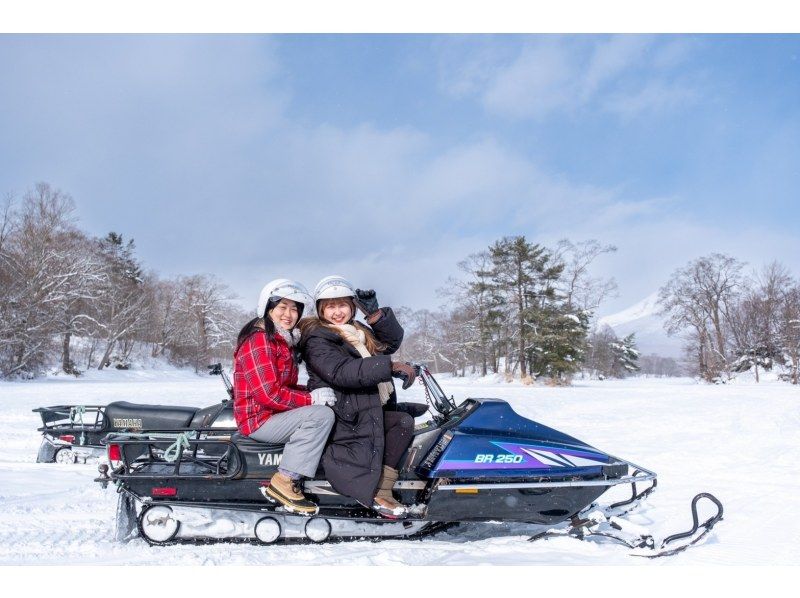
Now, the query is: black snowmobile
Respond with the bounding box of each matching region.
[34,364,236,464]
[95,365,723,557]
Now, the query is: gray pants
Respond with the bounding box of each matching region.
[248,405,334,478]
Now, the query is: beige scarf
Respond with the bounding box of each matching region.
[335,323,392,405]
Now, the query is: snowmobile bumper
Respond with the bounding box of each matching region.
[425,460,656,525]
[437,459,656,490]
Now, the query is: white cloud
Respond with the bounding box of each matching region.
[603,79,700,118]
[581,35,653,99]
[439,35,701,121]
[652,37,699,70]
[483,38,578,119]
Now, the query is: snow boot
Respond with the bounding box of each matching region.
[260,472,318,516]
[372,465,408,519]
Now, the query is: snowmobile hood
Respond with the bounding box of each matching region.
[423,399,615,479]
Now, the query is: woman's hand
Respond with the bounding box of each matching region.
[355,289,380,315]
[391,362,416,390]
[310,387,337,406]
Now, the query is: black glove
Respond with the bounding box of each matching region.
[391,361,416,390]
[392,402,429,417]
[354,289,380,316]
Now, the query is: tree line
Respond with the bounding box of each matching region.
[0,183,246,378]
[3,183,796,385]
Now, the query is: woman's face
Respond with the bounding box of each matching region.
[321,298,353,325]
[268,298,299,331]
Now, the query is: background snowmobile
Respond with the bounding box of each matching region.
[96,365,722,557]
[34,364,236,464]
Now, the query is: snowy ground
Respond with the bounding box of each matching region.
[1,368,798,565]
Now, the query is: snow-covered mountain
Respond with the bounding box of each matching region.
[596,292,683,358]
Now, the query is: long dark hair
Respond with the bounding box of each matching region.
[235,317,276,354]
[236,315,305,364]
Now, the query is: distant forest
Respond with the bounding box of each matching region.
[2,183,798,384]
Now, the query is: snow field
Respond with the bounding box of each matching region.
[1,370,798,565]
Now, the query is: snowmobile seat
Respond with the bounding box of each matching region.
[104,401,200,431]
[228,432,286,478]
[230,431,284,453]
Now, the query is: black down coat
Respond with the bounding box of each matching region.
[298,308,404,505]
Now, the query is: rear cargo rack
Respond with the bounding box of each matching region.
[34,405,107,435]
[103,429,241,480]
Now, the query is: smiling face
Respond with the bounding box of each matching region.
[320,298,354,326]
[268,298,300,331]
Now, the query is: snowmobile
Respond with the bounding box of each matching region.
[95,365,723,557]
[34,364,236,464]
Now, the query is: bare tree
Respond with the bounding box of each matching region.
[0,184,83,377]
[52,232,108,374]
[400,309,447,373]
[169,274,241,372]
[585,325,617,378]
[438,250,502,375]
[658,253,745,381]
[0,193,13,256]
[779,283,800,385]
[554,239,618,312]
[143,277,183,358]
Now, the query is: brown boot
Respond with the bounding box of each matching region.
[260,472,318,516]
[372,465,408,519]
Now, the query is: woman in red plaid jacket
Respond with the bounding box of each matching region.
[233,279,334,516]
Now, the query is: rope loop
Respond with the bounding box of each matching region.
[163,432,194,463]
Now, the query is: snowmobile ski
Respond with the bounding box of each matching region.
[529,491,723,558]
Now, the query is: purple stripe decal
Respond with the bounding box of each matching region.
[437,442,607,471]
[436,460,548,470]
[493,442,606,462]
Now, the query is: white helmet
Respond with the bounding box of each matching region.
[314,275,356,302]
[257,279,313,319]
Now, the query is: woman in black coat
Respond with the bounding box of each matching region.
[298,276,417,519]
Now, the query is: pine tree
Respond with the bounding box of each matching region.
[533,307,590,380]
[489,236,563,378]
[610,333,640,378]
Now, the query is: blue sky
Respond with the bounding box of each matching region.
[1,34,798,316]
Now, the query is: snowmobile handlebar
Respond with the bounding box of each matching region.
[410,363,458,418]
[207,363,233,399]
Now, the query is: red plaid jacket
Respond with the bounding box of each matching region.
[233,331,311,436]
